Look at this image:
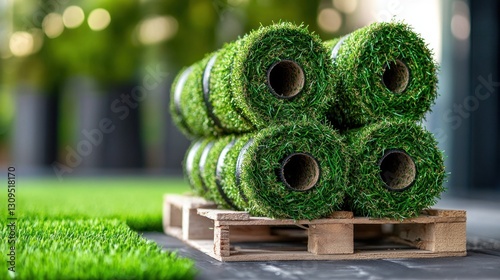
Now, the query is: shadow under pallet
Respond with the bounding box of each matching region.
[163,194,467,262]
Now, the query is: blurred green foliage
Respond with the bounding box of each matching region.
[53,0,142,85]
[155,0,322,67]
[6,0,328,90]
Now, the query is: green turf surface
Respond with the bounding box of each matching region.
[1,219,195,279]
[1,177,195,279]
[7,177,191,231]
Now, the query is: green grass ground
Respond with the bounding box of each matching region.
[1,177,195,279]
[9,177,191,231]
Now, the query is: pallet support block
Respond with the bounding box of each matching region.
[214,223,230,257]
[308,224,354,254]
[163,194,217,240]
[394,209,466,253]
[182,206,214,240]
[395,222,466,253]
[163,198,182,229]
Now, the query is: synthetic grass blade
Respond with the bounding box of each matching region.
[171,22,335,138]
[187,122,348,220]
[345,120,446,219]
[0,219,196,279]
[324,21,438,130]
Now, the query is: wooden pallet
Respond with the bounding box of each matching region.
[163,194,467,261]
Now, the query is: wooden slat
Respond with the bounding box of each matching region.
[164,194,215,209]
[215,215,465,226]
[187,239,466,262]
[421,209,467,218]
[198,209,250,221]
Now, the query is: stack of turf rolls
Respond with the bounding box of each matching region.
[171,21,445,220]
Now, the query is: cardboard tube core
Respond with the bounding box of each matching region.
[267,60,305,98]
[383,59,409,94]
[379,150,416,191]
[280,153,320,191]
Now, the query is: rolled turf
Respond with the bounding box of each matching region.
[324,21,438,130]
[171,22,335,138]
[184,138,215,198]
[199,135,238,209]
[345,120,445,219]
[170,57,218,137]
[211,122,348,220]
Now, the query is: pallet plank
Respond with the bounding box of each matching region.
[198,209,250,221]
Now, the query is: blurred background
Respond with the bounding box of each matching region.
[0,0,498,199]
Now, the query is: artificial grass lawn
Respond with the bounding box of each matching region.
[1,177,195,279]
[7,177,190,231]
[1,219,195,280]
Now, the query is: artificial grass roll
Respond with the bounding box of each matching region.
[170,22,335,137]
[199,135,237,208]
[217,134,254,210]
[207,42,255,134]
[218,122,348,219]
[324,22,438,130]
[170,56,220,138]
[184,138,215,197]
[346,120,445,219]
[223,23,335,129]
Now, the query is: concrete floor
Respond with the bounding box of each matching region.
[145,197,500,280]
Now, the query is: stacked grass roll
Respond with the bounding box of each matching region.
[324,22,438,131]
[324,21,445,219]
[170,22,335,138]
[191,122,348,220]
[345,120,445,219]
[171,21,446,220]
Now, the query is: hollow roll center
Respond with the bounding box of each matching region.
[281,153,320,191]
[382,59,410,94]
[379,150,416,191]
[267,60,305,98]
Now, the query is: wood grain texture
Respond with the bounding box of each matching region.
[198,209,250,221]
[308,224,354,254]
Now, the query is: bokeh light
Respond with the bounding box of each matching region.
[9,31,34,57]
[333,0,358,14]
[88,8,111,31]
[63,6,85,29]
[317,8,342,33]
[138,16,178,45]
[451,2,470,41]
[42,13,64,38]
